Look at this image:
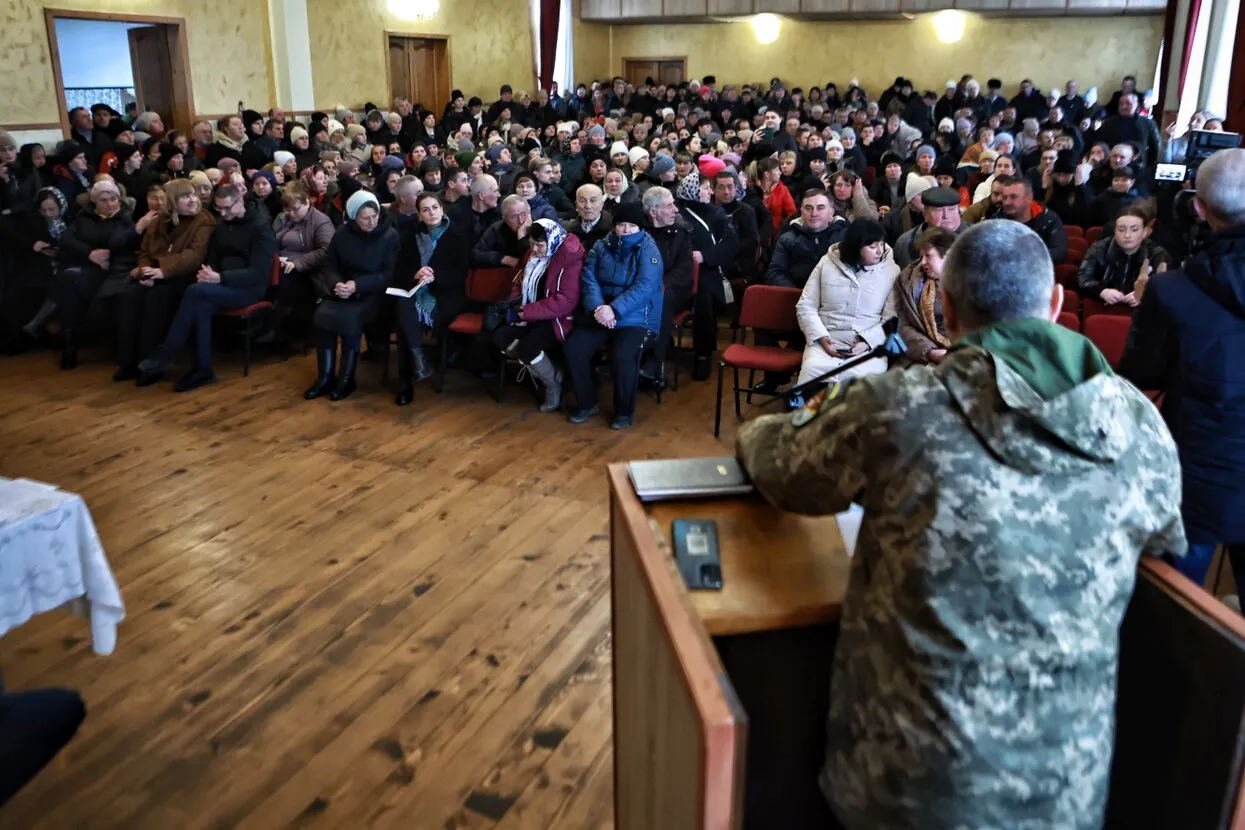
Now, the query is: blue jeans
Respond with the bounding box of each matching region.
[163,282,264,369]
[1177,544,1245,591]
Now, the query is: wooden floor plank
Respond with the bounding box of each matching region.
[0,344,740,828]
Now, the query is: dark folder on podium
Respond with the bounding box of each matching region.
[627,457,754,502]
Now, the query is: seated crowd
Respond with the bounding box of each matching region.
[0,72,1219,429]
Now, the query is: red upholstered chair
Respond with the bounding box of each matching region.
[1057,311,1080,332]
[714,285,802,437]
[216,256,280,376]
[1086,226,1104,245]
[1066,237,1088,265]
[1055,263,1079,290]
[1080,297,1136,318]
[439,267,516,398]
[863,166,877,189]
[669,262,700,391]
[1065,225,1085,239]
[1083,314,1132,368]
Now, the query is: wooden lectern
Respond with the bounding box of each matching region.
[609,462,1245,830]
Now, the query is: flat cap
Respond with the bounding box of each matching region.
[922,187,961,208]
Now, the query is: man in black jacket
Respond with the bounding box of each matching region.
[564,184,613,255]
[999,177,1068,264]
[713,172,759,286]
[137,183,277,391]
[677,178,739,380]
[1119,148,1245,589]
[470,195,530,268]
[450,174,501,247]
[1009,79,1048,122]
[1095,93,1162,168]
[485,85,516,126]
[903,91,937,139]
[641,186,694,383]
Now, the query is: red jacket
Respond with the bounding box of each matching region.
[509,232,584,342]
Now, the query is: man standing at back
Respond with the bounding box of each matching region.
[737,220,1185,829]
[1120,148,1245,591]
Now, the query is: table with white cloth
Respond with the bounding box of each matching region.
[0,477,124,655]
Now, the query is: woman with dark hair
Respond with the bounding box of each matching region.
[248,170,281,219]
[753,156,796,237]
[894,226,956,365]
[828,169,880,221]
[391,192,471,406]
[19,143,54,187]
[273,182,334,341]
[1076,201,1171,306]
[493,218,585,411]
[794,218,898,384]
[305,190,398,401]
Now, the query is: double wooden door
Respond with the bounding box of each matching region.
[388,35,450,118]
[622,58,686,88]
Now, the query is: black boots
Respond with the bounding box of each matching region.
[304,347,337,400]
[395,347,432,406]
[692,355,712,382]
[59,330,77,371]
[330,348,359,401]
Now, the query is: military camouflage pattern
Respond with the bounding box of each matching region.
[736,345,1187,830]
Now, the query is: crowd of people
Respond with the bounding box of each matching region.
[0,72,1227,429]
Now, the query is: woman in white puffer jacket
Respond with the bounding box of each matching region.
[795,219,900,385]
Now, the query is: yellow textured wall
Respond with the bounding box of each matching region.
[606,16,1162,99]
[305,0,536,111]
[1,0,271,124]
[573,9,611,85]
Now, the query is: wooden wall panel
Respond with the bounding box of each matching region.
[1009,0,1068,10]
[851,0,901,11]
[953,0,1010,10]
[620,0,663,15]
[581,0,622,19]
[798,0,850,13]
[665,0,710,14]
[757,0,802,11]
[901,0,955,10]
[708,0,753,12]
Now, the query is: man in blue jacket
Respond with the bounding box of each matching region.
[1120,148,1245,591]
[563,200,663,430]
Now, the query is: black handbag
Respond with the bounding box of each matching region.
[483,298,518,333]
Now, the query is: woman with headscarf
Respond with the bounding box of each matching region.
[491,218,584,412]
[795,218,899,385]
[289,126,319,172]
[113,179,216,381]
[391,192,471,406]
[4,187,68,350]
[299,164,329,211]
[19,143,55,188]
[305,190,398,401]
[50,179,138,369]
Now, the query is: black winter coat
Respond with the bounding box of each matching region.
[677,200,738,303]
[315,219,398,337]
[471,220,528,268]
[414,218,471,324]
[57,207,138,282]
[1023,209,1069,264]
[565,211,614,258]
[765,220,846,289]
[720,200,760,282]
[648,220,695,295]
[205,201,278,290]
[1118,228,1245,544]
[1044,182,1094,229]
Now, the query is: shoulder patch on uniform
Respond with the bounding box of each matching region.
[791,381,848,428]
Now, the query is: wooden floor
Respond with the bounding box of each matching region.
[0,344,746,829]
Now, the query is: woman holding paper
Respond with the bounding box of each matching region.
[304,190,398,401]
[391,191,471,407]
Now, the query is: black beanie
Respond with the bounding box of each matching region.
[1054,150,1077,175]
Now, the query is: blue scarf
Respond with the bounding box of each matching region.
[413,219,450,326]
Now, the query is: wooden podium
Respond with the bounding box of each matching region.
[609,462,1245,830]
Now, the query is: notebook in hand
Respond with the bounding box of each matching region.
[627,457,754,502]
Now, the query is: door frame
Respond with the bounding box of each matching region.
[44,8,195,139]
[622,57,688,85]
[383,31,453,115]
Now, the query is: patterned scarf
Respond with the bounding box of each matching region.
[919,274,950,348]
[521,219,567,305]
[37,187,68,240]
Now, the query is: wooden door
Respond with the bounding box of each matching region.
[388,35,450,119]
[624,58,685,88]
[658,59,686,86]
[128,26,174,129]
[622,60,658,87]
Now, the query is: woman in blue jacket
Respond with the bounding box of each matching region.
[563,200,664,429]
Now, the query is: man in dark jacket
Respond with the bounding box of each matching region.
[1044,151,1094,228]
[999,177,1068,263]
[903,91,937,139]
[451,173,501,247]
[1095,94,1162,168]
[530,157,574,218]
[471,195,530,268]
[934,82,964,126]
[68,107,110,171]
[676,177,739,380]
[1119,148,1245,589]
[641,185,694,383]
[485,85,516,126]
[137,182,277,391]
[1009,79,1048,122]
[564,184,613,255]
[713,172,760,286]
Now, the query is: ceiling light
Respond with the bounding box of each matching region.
[931,10,966,43]
[751,13,781,45]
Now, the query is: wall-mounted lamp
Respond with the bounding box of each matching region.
[930,10,966,43]
[751,13,781,45]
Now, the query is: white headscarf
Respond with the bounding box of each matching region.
[521,218,568,305]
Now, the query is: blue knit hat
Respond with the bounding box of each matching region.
[379,154,405,173]
[916,145,937,160]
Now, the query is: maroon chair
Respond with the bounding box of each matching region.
[1066,237,1089,266]
[714,285,802,437]
[1083,314,1132,368]
[1065,225,1085,239]
[1057,311,1080,333]
[670,262,700,392]
[863,166,877,189]
[1086,226,1105,245]
[216,256,280,376]
[438,267,517,398]
[1081,297,1136,319]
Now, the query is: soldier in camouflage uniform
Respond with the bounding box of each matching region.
[736,220,1187,830]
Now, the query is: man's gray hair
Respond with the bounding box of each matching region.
[641,186,672,214]
[501,193,529,215]
[469,174,497,198]
[576,183,603,201]
[941,220,1053,330]
[1195,148,1245,226]
[394,175,422,198]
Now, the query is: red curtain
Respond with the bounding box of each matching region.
[1228,1,1245,133]
[538,0,561,92]
[1156,0,1179,116]
[1178,0,1204,98]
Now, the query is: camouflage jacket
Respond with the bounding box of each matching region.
[736,345,1186,830]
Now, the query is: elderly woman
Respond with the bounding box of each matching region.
[305,190,398,401]
[113,179,216,380]
[299,164,330,211]
[795,219,899,385]
[188,170,213,205]
[274,182,334,343]
[512,171,558,222]
[493,219,585,412]
[50,179,138,369]
[894,227,956,366]
[563,200,664,429]
[391,192,471,406]
[5,187,69,350]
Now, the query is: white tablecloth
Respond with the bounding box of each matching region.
[0,477,124,654]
